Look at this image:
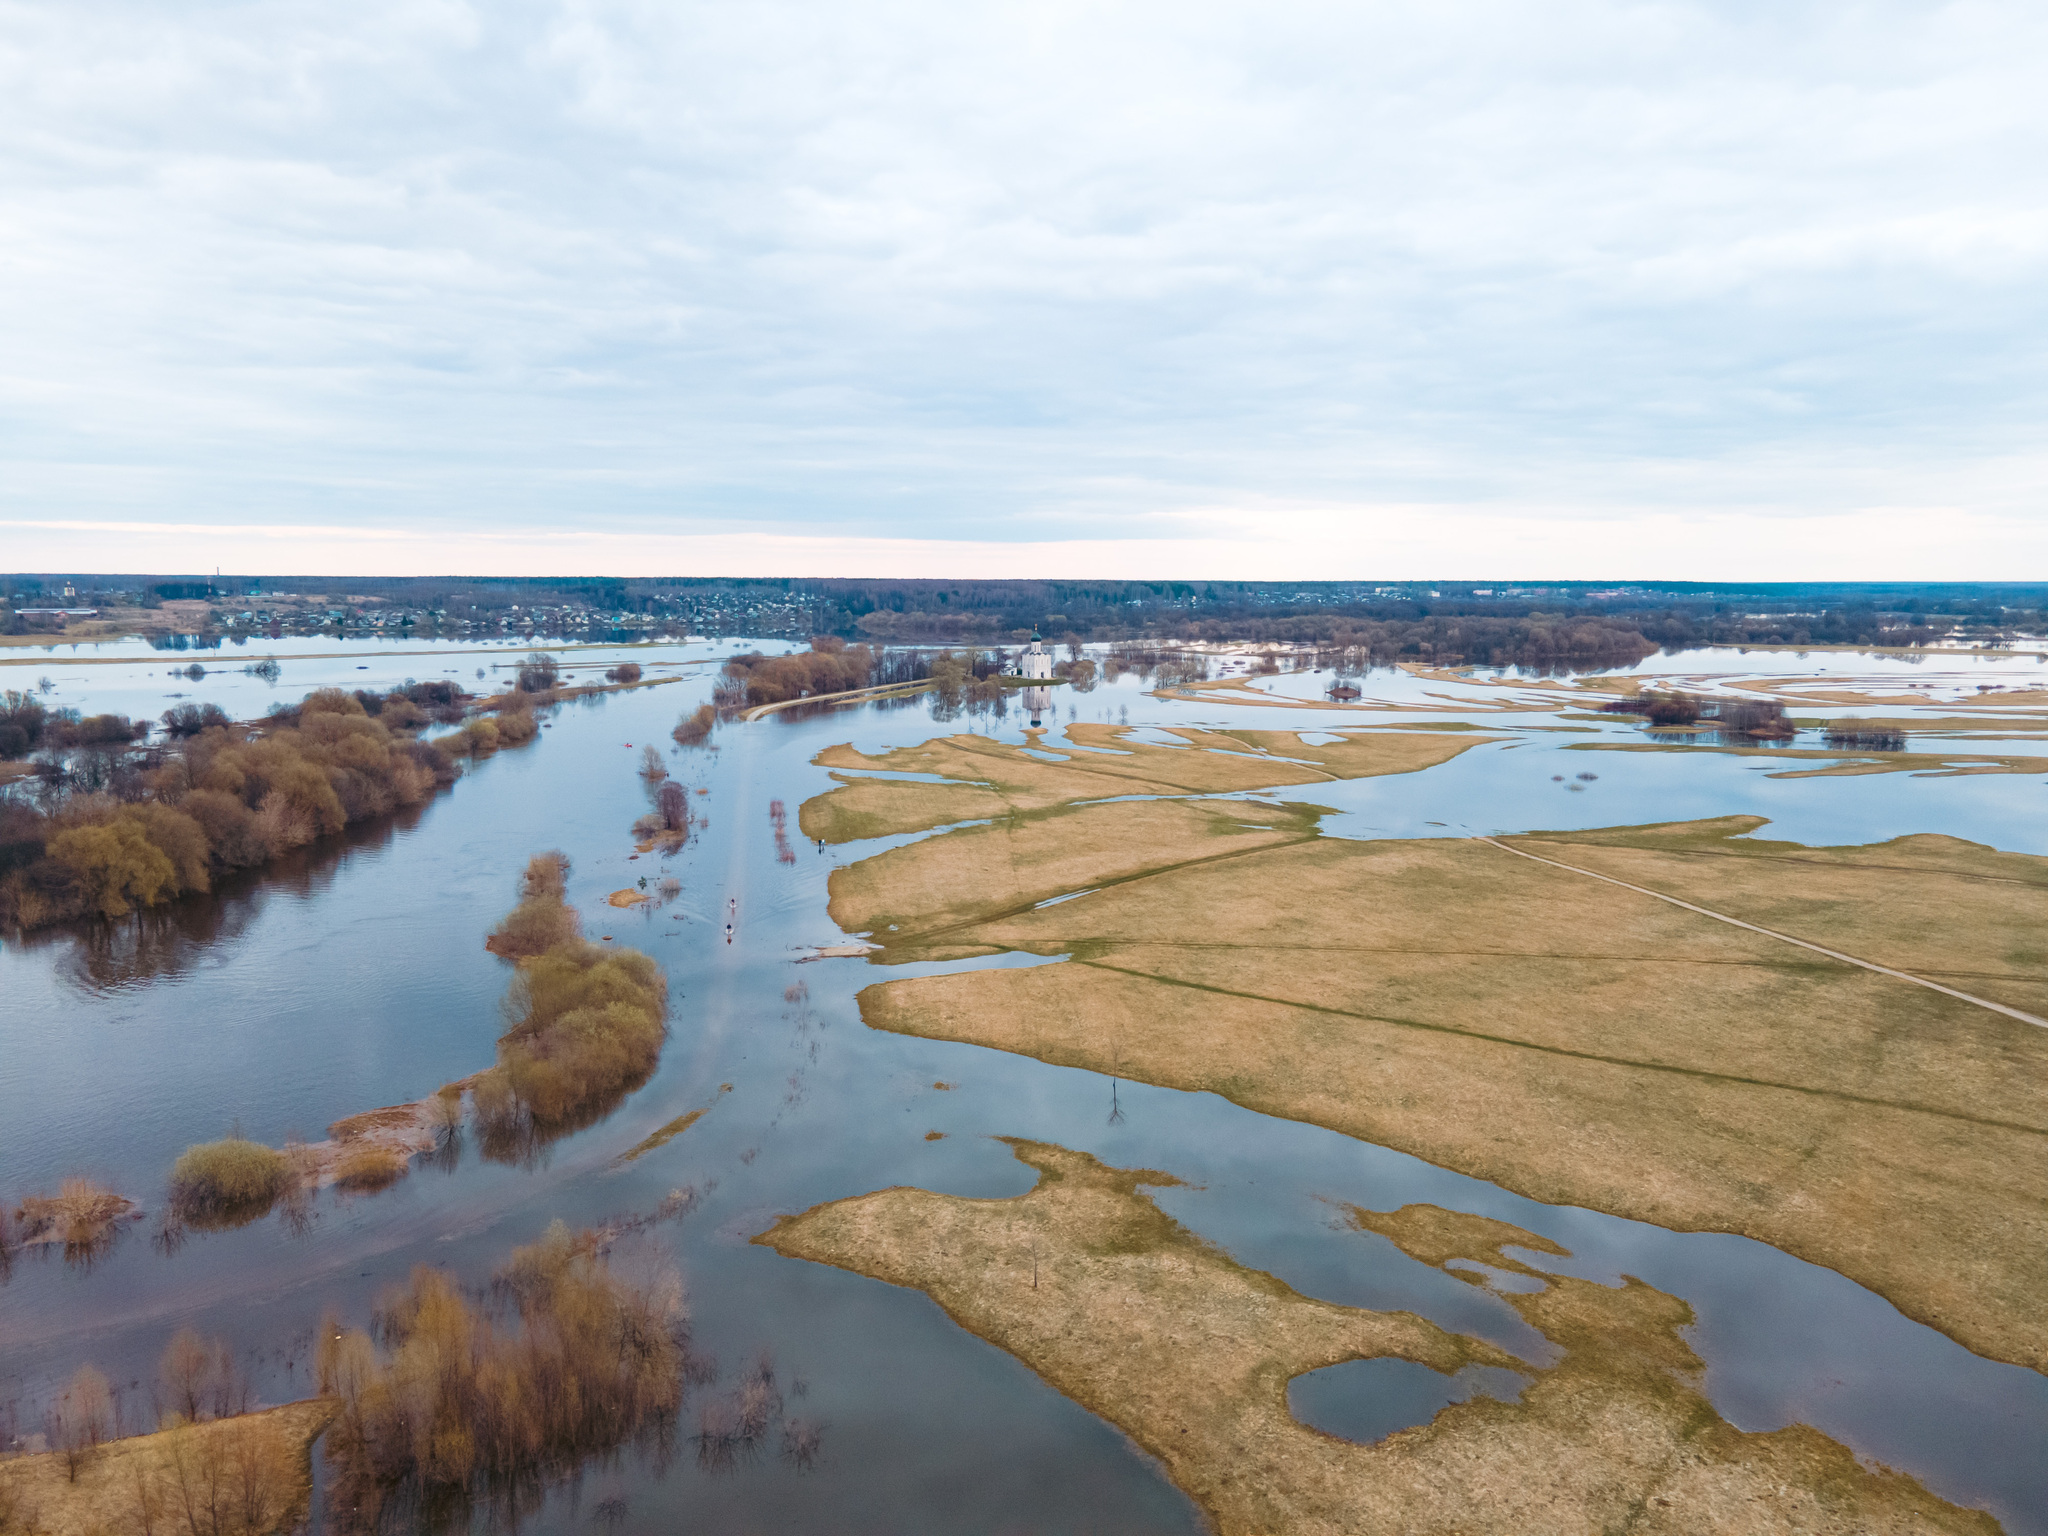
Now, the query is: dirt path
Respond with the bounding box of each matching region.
[1477,836,2048,1031]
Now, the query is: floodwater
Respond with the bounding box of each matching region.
[3,639,2046,1533]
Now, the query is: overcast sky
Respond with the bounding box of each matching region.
[3,0,2045,578]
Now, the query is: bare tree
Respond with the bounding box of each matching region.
[49,1364,114,1481]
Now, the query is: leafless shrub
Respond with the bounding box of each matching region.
[780,1417,822,1470]
[320,1223,690,1527]
[671,704,716,747]
[517,652,561,693]
[655,780,687,832]
[158,1328,251,1426]
[48,1364,114,1481]
[139,1409,300,1536]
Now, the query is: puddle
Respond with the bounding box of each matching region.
[1288,1359,1530,1444]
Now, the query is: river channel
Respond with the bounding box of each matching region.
[2,637,2045,1533]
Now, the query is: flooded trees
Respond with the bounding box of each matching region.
[317,1223,690,1528]
[656,780,688,832]
[475,856,669,1158]
[157,1329,251,1424]
[717,641,878,708]
[0,687,460,932]
[485,853,581,958]
[516,652,561,694]
[671,704,716,747]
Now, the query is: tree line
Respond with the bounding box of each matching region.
[0,680,552,932]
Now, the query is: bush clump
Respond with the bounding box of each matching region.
[476,942,667,1144]
[486,852,581,958]
[317,1221,688,1523]
[169,1139,292,1226]
[605,662,643,684]
[517,652,561,694]
[1602,690,1701,726]
[474,855,668,1156]
[671,703,716,747]
[161,702,232,738]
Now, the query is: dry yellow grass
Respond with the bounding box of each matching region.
[764,1141,1991,1536]
[614,1107,707,1163]
[0,1400,333,1536]
[330,1142,412,1192]
[11,1181,137,1256]
[830,795,1321,949]
[848,811,2048,1372]
[801,724,1488,843]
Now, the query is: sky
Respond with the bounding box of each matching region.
[2,0,2045,579]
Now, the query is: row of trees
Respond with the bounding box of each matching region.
[713,638,879,708]
[0,689,146,761]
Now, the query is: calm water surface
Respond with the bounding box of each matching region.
[3,642,2045,1533]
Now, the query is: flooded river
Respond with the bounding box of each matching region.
[3,638,2045,1532]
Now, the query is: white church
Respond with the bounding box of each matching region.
[1021,627,1054,680]
[1021,627,1054,727]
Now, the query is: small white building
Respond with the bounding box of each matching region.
[1022,627,1053,681]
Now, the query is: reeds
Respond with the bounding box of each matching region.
[168,1140,292,1227]
[12,1178,133,1265]
[333,1144,413,1192]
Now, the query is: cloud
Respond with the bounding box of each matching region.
[2,0,2044,573]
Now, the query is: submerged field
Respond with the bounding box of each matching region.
[766,1141,1994,1536]
[7,639,2048,1534]
[788,710,2048,1528]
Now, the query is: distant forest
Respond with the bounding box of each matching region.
[8,574,2048,669]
